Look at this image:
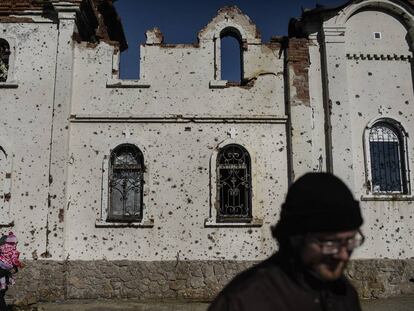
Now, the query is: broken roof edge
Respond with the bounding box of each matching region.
[289,0,414,38]
[0,0,127,51]
[288,0,352,38]
[90,0,127,51]
[74,0,127,51]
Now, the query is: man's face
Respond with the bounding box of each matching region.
[300,230,358,282]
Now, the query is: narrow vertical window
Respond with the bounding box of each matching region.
[220,28,242,82]
[217,144,252,222]
[0,39,10,82]
[108,144,143,221]
[369,122,407,193]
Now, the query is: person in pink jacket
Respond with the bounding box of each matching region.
[0,232,22,311]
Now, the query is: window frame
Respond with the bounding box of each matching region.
[205,139,263,228]
[0,38,11,83]
[210,25,248,88]
[216,143,252,223]
[219,27,243,84]
[363,117,412,199]
[96,143,154,228]
[0,34,17,88]
[107,144,144,222]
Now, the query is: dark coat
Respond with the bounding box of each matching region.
[208,253,362,311]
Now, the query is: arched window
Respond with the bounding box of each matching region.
[0,39,10,82]
[220,28,242,82]
[369,121,408,193]
[108,144,144,221]
[217,144,251,222]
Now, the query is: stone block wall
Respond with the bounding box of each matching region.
[5,259,414,304]
[347,259,414,299]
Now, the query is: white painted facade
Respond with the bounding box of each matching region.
[0,0,413,266]
[294,0,414,258]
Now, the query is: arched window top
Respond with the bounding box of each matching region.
[367,120,409,194]
[369,122,401,143]
[218,144,250,165]
[220,27,242,42]
[108,144,144,222]
[0,39,10,83]
[217,144,252,222]
[111,144,143,168]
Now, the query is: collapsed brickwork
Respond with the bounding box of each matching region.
[0,0,414,305]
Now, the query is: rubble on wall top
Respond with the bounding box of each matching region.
[198,5,261,43]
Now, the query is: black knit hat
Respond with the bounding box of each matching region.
[273,173,363,243]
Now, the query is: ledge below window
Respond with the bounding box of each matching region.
[360,194,414,201]
[209,80,228,89]
[0,81,18,88]
[95,218,154,228]
[0,218,13,227]
[204,217,263,228]
[106,79,150,88]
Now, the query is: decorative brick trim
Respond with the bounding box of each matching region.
[346,53,413,61]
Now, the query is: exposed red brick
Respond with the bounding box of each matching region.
[288,38,310,106]
[0,16,34,22]
[0,0,44,14]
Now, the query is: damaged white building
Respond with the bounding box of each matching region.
[0,0,413,303]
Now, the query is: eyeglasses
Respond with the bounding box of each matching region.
[306,230,365,255]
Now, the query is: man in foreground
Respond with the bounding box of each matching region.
[209,172,364,311]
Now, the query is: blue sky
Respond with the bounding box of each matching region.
[113,0,346,79]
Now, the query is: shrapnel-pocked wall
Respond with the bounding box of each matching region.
[0,0,414,305]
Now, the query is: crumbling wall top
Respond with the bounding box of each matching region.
[198,5,261,44]
[146,27,164,45]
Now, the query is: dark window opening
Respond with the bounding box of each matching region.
[217,144,252,222]
[0,39,10,82]
[374,32,382,39]
[108,144,144,222]
[220,28,243,83]
[369,122,407,193]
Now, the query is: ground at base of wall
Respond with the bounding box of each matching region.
[5,259,414,304]
[6,296,414,311]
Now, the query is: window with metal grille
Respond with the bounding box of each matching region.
[0,39,10,82]
[108,144,143,221]
[217,144,252,222]
[369,122,408,193]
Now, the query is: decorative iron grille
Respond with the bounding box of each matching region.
[108,144,143,221]
[0,39,10,82]
[369,123,406,193]
[217,144,252,222]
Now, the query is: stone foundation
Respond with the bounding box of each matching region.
[6,259,414,304]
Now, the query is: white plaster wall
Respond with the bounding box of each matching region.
[304,4,414,259]
[65,122,287,260]
[72,41,284,117]
[0,22,58,259]
[345,9,414,259]
[67,9,287,260]
[346,9,410,55]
